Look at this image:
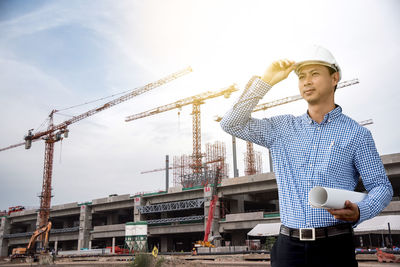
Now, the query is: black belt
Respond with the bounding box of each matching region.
[280,224,353,241]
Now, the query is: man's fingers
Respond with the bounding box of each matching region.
[327,200,360,222]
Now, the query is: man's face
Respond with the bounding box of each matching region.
[297,64,339,105]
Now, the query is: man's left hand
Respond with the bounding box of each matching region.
[328,200,360,222]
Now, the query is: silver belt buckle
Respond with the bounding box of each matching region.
[299,228,316,241]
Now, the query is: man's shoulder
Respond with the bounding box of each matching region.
[338,113,370,135]
[266,114,299,124]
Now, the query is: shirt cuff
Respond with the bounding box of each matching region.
[252,78,273,97]
[353,201,371,227]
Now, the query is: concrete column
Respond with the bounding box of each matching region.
[230,196,245,213]
[133,197,145,222]
[160,236,173,252]
[160,237,168,252]
[89,241,92,250]
[0,216,10,257]
[78,204,92,250]
[203,186,221,246]
[106,214,118,225]
[54,240,58,253]
[231,231,246,246]
[212,200,221,247]
[112,237,115,253]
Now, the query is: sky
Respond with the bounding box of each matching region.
[0,0,399,210]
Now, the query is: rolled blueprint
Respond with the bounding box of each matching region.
[309,186,367,209]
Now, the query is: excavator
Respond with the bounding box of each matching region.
[11,221,52,259]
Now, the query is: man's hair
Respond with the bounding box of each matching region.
[327,67,338,92]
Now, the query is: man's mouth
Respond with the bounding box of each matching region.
[303,89,315,95]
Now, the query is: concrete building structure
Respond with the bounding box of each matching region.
[0,153,399,256]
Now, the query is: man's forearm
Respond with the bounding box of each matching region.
[220,77,272,138]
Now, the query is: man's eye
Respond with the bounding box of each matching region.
[312,72,319,76]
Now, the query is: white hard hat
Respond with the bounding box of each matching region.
[294,45,341,81]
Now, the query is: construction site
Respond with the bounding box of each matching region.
[0,67,399,266]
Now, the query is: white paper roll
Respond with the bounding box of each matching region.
[309,186,367,209]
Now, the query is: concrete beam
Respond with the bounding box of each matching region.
[382,200,400,215]
[143,189,204,205]
[91,201,134,213]
[220,173,277,196]
[219,218,281,232]
[92,194,131,205]
[91,224,125,239]
[148,223,203,235]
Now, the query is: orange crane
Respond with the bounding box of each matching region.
[0,67,192,250]
[125,84,238,174]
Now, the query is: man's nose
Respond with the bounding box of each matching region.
[303,75,312,86]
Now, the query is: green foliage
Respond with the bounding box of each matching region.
[131,253,153,267]
[155,256,165,267]
[265,236,276,251]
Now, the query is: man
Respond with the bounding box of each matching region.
[220,45,393,266]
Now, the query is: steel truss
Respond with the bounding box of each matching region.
[138,198,204,214]
[147,215,204,225]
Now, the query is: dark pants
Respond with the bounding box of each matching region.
[271,233,358,267]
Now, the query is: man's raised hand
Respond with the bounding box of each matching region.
[261,59,296,86]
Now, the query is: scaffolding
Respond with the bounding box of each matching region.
[205,141,229,181]
[244,142,263,176]
[138,198,204,214]
[173,154,192,187]
[147,215,204,225]
[172,141,228,188]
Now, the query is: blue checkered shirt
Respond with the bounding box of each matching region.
[220,77,393,229]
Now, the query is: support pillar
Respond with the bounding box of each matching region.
[0,216,10,257]
[78,204,92,250]
[160,236,173,252]
[112,237,115,253]
[203,186,221,246]
[232,136,239,177]
[133,197,145,222]
[54,240,58,253]
[230,195,245,213]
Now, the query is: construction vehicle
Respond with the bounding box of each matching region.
[0,67,191,250]
[11,221,52,259]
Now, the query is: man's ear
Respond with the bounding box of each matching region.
[331,72,339,87]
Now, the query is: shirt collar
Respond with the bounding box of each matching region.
[303,105,342,125]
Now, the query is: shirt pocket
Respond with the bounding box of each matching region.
[319,140,353,175]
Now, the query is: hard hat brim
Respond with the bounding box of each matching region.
[294,60,341,81]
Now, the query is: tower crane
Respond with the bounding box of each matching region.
[125,85,238,174]
[216,78,360,176]
[0,66,192,250]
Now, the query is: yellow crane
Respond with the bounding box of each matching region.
[125,85,238,176]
